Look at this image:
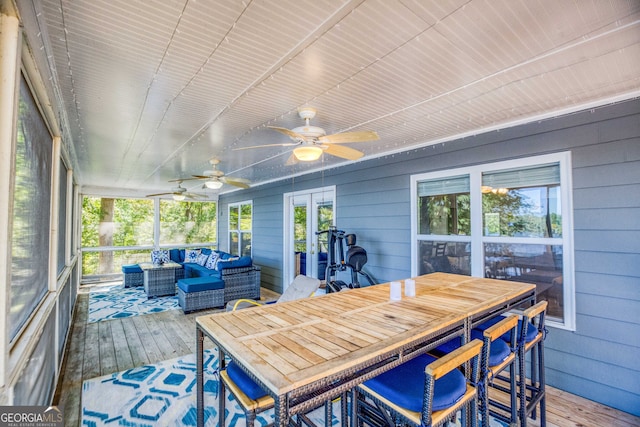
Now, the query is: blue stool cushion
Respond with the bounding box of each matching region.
[122,264,142,273]
[363,353,466,412]
[433,336,462,355]
[177,277,224,293]
[226,361,267,401]
[470,330,511,366]
[474,316,538,344]
[434,332,511,367]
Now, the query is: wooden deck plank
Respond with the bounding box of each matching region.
[109,319,134,371]
[98,321,118,376]
[120,316,150,367]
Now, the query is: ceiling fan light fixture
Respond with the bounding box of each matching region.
[172,193,186,201]
[293,146,323,161]
[205,179,223,189]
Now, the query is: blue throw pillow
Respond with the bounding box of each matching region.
[195,253,209,266]
[205,253,219,269]
[151,250,169,264]
[184,249,200,263]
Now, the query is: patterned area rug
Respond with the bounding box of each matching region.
[88,284,180,323]
[81,350,508,427]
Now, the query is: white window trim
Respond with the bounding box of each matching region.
[411,152,575,331]
[228,200,253,257]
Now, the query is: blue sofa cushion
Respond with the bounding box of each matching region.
[474,316,538,344]
[216,256,252,271]
[184,263,220,278]
[177,276,224,293]
[226,361,267,401]
[363,353,466,412]
[169,249,183,263]
[122,264,142,273]
[201,248,212,256]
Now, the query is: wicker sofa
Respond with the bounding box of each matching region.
[166,248,261,312]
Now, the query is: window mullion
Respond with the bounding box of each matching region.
[469,170,484,277]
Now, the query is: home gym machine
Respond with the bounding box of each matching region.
[316,226,376,293]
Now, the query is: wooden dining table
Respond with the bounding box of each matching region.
[195,272,536,427]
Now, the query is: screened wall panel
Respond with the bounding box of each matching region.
[13,308,56,405]
[10,74,53,340]
[58,277,71,359]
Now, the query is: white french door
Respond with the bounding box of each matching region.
[283,186,335,289]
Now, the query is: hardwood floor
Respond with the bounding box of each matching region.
[53,286,639,427]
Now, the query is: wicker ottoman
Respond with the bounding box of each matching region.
[177,276,225,314]
[122,264,143,287]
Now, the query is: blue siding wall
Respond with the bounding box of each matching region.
[220,98,640,415]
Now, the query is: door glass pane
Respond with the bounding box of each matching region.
[417,175,470,235]
[316,201,333,280]
[484,243,564,320]
[294,205,307,275]
[419,241,470,276]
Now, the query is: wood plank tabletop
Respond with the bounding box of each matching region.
[196,273,535,398]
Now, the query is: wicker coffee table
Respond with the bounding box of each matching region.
[139,261,182,298]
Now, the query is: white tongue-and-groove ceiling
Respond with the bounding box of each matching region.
[18,0,640,197]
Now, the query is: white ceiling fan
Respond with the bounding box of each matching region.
[236,107,379,164]
[178,158,251,190]
[146,181,206,201]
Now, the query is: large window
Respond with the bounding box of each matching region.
[81,197,154,275]
[160,200,217,245]
[81,197,218,276]
[228,201,252,257]
[412,153,574,329]
[10,75,52,340]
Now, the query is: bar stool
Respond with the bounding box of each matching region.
[516,301,548,427]
[220,361,274,426]
[221,360,347,426]
[477,315,519,427]
[473,301,547,427]
[431,315,519,427]
[355,339,484,427]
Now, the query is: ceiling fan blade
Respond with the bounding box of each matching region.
[146,192,172,197]
[170,176,202,182]
[268,126,307,141]
[322,144,364,161]
[234,142,300,150]
[219,176,251,189]
[318,130,379,144]
[285,153,299,166]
